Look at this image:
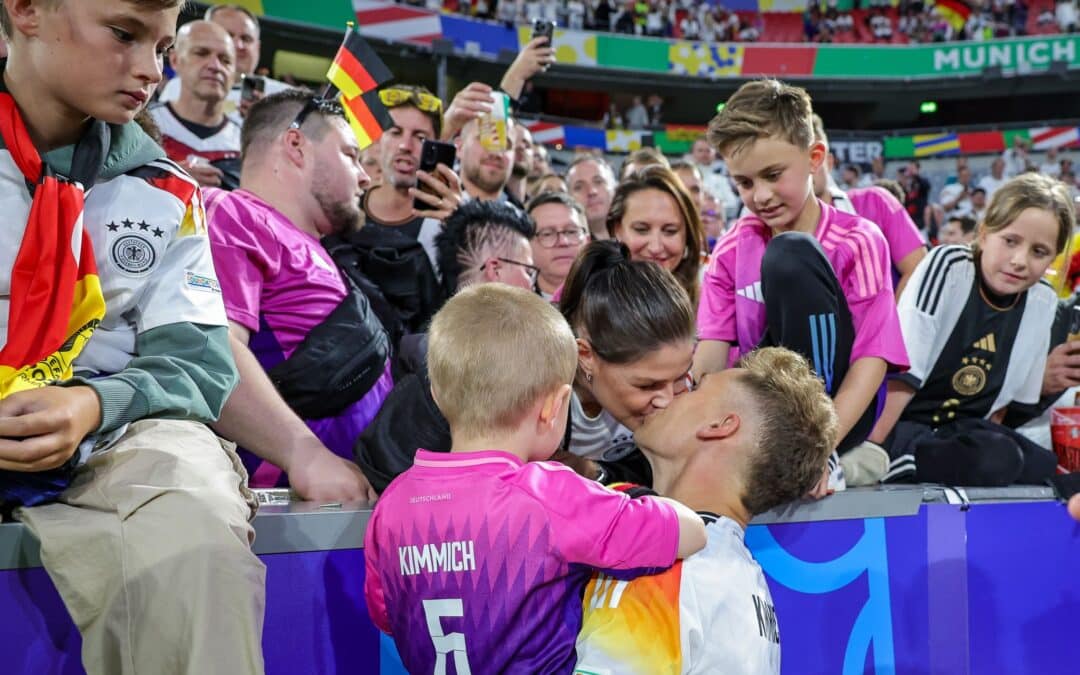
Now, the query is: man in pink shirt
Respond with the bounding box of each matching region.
[693,80,908,489]
[207,91,391,500]
[364,285,705,673]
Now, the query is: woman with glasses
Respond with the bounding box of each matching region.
[527,191,591,300]
[607,163,706,306]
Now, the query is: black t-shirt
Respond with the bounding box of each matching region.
[903,276,1026,427]
[362,192,425,241]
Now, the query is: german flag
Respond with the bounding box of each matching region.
[934,0,971,31]
[326,28,393,100]
[341,89,395,149]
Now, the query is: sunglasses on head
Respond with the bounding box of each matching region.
[289,96,342,131]
[378,87,443,114]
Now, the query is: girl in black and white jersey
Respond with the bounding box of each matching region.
[869,173,1075,486]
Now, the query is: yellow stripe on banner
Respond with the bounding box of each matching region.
[914,141,959,157]
[207,0,265,15]
[327,62,362,101]
[343,104,375,150]
[0,273,105,397]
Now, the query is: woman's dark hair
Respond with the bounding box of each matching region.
[559,240,695,364]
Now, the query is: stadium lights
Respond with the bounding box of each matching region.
[920,101,938,114]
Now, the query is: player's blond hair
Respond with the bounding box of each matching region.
[428,284,577,437]
[707,79,815,158]
[736,347,839,515]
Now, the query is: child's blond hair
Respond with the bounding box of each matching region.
[978,173,1076,256]
[428,284,577,437]
[707,79,815,158]
[1,0,184,40]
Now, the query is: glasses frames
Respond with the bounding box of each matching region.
[488,257,540,284]
[534,227,589,248]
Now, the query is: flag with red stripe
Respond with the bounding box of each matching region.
[342,89,395,149]
[1029,126,1080,150]
[326,28,393,100]
[934,0,971,30]
[0,93,105,396]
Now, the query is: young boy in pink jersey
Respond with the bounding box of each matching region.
[693,79,909,490]
[364,284,706,674]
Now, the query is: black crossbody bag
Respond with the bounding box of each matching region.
[266,275,389,419]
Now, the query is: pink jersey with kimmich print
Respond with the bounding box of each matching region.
[364,449,680,674]
[698,199,909,370]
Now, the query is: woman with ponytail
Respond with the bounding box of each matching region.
[355,239,696,491]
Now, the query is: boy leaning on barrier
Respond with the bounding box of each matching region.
[0,1,264,672]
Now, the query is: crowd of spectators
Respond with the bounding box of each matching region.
[8,0,1080,671]
[398,0,1079,44]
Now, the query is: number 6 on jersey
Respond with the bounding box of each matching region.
[423,598,472,674]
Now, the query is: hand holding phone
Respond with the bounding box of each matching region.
[413,140,457,212]
[241,74,266,104]
[532,19,555,45]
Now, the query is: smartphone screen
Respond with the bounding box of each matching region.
[241,75,265,103]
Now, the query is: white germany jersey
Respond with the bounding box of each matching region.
[575,514,781,675]
[0,152,227,376]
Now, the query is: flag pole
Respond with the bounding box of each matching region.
[320,21,356,101]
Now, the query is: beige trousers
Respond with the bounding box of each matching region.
[16,419,266,675]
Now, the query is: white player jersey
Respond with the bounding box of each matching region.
[148,102,242,166]
[0,151,226,375]
[575,514,781,675]
[157,77,293,126]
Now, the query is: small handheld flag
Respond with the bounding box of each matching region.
[324,26,395,149]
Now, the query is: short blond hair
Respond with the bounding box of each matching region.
[428,284,577,437]
[1,0,184,41]
[978,173,1075,256]
[736,347,839,515]
[707,79,815,158]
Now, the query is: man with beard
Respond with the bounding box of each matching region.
[355,86,463,334]
[567,155,618,240]
[506,123,536,206]
[205,91,387,501]
[457,116,518,204]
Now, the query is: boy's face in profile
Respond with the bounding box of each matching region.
[15,0,178,126]
[724,135,824,232]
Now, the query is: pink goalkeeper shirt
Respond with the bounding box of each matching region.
[846,185,926,269]
[364,449,680,674]
[698,199,909,371]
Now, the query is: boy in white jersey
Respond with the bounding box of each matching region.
[576,347,839,675]
[0,1,263,672]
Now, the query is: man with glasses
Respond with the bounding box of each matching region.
[204,90,386,502]
[527,191,590,299]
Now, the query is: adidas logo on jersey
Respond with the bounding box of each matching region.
[737,282,764,303]
[972,333,996,353]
